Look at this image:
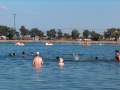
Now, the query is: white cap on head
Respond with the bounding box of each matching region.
[36,52,40,55]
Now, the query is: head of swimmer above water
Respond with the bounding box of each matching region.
[115,50,119,53]
[56,56,60,60]
[115,50,120,55]
[22,51,25,55]
[56,56,64,62]
[36,52,40,56]
[9,53,16,57]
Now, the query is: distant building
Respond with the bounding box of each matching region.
[22,35,32,40]
[33,36,40,41]
[32,36,47,41]
[83,38,91,41]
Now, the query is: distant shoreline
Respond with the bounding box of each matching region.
[0,40,119,44]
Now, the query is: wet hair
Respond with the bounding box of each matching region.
[115,50,119,52]
[22,51,25,55]
[56,56,60,60]
[115,50,119,53]
[95,57,98,60]
[9,53,12,56]
[13,53,16,56]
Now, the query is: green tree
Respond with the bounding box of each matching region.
[0,25,18,39]
[64,33,71,39]
[0,25,9,36]
[19,26,29,37]
[71,29,80,39]
[47,29,56,39]
[57,29,63,39]
[90,31,102,41]
[7,28,16,40]
[104,28,120,41]
[83,30,90,39]
[30,28,44,40]
[104,28,115,39]
[113,29,120,41]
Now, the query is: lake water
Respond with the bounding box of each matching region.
[0,42,120,90]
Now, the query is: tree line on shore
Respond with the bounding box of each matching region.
[0,25,120,41]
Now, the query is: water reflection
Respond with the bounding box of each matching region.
[59,65,64,70]
[33,65,43,81]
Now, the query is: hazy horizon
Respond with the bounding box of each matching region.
[0,0,120,33]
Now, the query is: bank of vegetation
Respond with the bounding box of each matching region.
[0,25,120,41]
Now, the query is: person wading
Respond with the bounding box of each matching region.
[33,52,43,70]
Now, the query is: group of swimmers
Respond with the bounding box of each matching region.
[32,52,64,70]
[9,51,25,57]
[8,49,120,70]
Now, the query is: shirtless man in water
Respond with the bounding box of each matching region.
[33,52,43,70]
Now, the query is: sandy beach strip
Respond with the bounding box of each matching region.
[0,40,119,44]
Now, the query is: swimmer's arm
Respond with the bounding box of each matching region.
[41,58,44,65]
[32,60,35,66]
[42,59,44,65]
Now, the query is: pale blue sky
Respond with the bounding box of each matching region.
[0,0,120,33]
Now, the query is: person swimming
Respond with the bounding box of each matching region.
[73,53,80,61]
[115,50,120,61]
[32,52,43,70]
[95,57,98,60]
[22,51,25,55]
[9,52,16,57]
[21,51,26,57]
[58,57,64,67]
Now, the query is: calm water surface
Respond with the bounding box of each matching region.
[0,42,120,90]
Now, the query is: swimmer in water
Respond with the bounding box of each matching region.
[9,52,16,57]
[58,57,64,67]
[32,52,43,70]
[95,57,98,60]
[115,50,120,61]
[22,51,26,57]
[73,53,80,61]
[22,51,25,55]
[13,53,16,56]
[9,53,13,57]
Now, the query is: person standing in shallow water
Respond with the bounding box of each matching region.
[115,50,120,62]
[33,52,43,70]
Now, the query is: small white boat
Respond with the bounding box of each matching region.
[16,42,24,46]
[45,42,53,46]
